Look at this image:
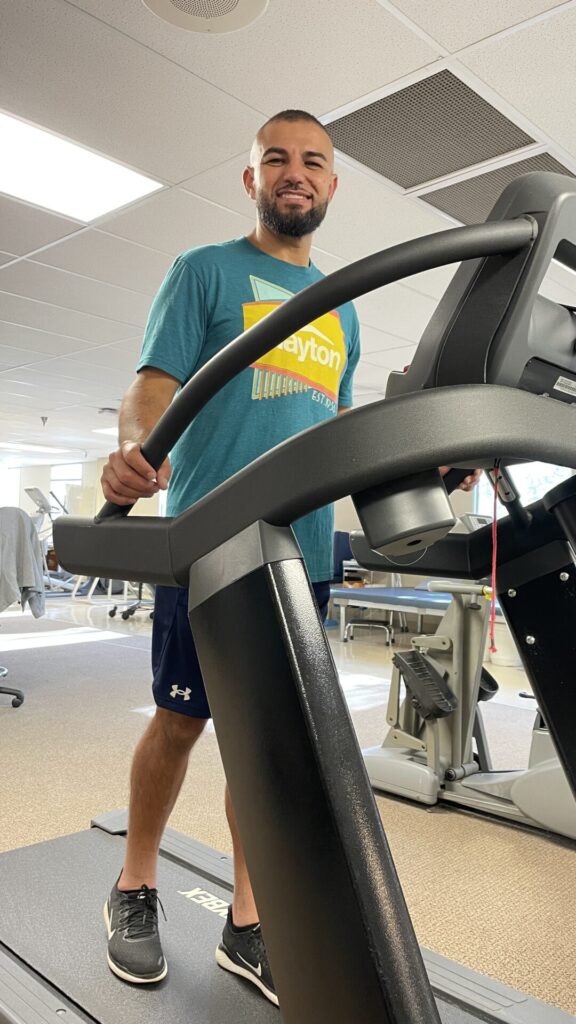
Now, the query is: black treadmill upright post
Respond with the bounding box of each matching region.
[187,521,442,1024]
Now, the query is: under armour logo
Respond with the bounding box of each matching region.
[170,685,191,701]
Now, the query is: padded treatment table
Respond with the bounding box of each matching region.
[330,585,453,642]
[330,585,503,643]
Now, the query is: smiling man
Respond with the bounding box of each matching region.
[100,111,361,1007]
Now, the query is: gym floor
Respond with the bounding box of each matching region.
[0,593,574,1015]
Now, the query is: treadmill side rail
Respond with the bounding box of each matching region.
[0,945,95,1024]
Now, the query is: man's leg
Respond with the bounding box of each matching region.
[216,785,278,1005]
[105,584,211,984]
[224,783,258,926]
[120,708,206,890]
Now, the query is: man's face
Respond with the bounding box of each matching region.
[244,120,338,238]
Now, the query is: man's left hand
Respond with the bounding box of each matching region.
[439,467,483,492]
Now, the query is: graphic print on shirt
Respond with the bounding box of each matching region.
[245,276,346,403]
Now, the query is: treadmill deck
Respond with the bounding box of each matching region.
[0,825,569,1024]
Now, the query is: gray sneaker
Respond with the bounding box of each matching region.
[216,909,278,1006]
[104,881,167,984]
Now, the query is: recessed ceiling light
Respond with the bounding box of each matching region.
[0,442,71,454]
[142,0,269,33]
[0,112,163,221]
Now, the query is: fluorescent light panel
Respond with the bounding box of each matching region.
[0,441,70,453]
[93,428,119,436]
[0,113,163,221]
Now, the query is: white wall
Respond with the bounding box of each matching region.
[0,465,21,507]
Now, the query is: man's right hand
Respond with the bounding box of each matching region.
[101,441,171,506]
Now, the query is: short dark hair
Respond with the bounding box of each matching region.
[260,110,327,133]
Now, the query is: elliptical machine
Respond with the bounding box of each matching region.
[361,500,576,839]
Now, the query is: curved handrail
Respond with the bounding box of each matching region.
[98,217,537,520]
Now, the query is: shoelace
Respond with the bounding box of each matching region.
[120,885,167,939]
[244,925,267,965]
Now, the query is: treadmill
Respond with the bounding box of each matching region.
[2,172,576,1024]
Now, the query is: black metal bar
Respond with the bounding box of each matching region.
[189,549,441,1024]
[498,566,576,799]
[56,386,576,585]
[97,217,536,520]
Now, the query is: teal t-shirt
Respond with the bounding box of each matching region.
[137,237,360,581]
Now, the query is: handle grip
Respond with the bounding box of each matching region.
[97,439,165,521]
[443,467,476,493]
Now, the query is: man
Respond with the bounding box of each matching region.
[101,110,358,1007]
[101,109,480,1006]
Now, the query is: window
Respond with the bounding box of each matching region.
[475,462,573,519]
[50,463,83,514]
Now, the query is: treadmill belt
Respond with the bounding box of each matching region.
[0,830,275,1023]
[0,828,560,1023]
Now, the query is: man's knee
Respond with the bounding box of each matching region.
[152,706,208,749]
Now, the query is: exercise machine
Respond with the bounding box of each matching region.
[24,486,77,593]
[361,566,576,840]
[1,173,576,1024]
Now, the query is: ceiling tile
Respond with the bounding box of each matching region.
[352,361,391,392]
[66,0,439,115]
[0,294,136,345]
[359,324,417,356]
[0,323,93,358]
[0,253,17,267]
[102,189,254,255]
[354,282,437,340]
[362,344,417,369]
[390,0,567,52]
[32,229,173,296]
[0,343,53,369]
[1,0,264,184]
[404,263,460,300]
[0,261,151,327]
[462,9,576,162]
[181,154,254,219]
[309,250,347,276]
[26,356,132,390]
[0,195,82,257]
[0,376,92,402]
[313,163,450,263]
[65,339,143,372]
[353,386,389,406]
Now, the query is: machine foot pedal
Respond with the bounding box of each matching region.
[393,650,458,719]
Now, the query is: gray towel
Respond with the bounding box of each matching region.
[0,507,45,617]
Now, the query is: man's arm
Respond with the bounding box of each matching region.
[101,367,180,506]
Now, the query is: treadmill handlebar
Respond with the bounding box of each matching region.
[97,216,537,521]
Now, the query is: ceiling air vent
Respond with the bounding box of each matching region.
[423,152,575,224]
[326,70,535,190]
[141,0,268,32]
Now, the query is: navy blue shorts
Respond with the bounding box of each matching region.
[151,580,331,719]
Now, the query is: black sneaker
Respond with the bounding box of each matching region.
[216,909,278,1006]
[104,881,167,984]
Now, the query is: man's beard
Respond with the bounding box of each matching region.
[256,190,329,238]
